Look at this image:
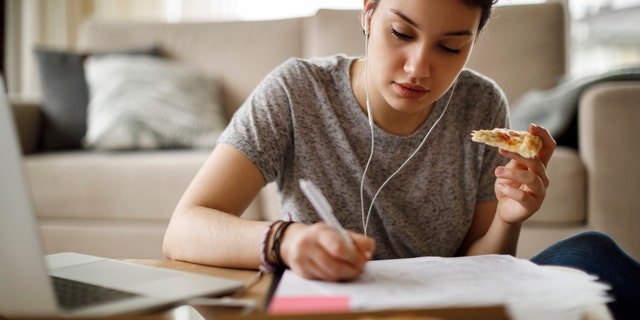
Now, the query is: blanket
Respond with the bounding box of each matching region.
[510,66,640,149]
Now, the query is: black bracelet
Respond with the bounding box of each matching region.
[272,221,294,267]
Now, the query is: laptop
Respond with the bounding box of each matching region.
[0,76,244,318]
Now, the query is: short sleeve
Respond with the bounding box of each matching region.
[218,60,297,183]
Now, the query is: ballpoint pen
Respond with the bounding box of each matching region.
[299,179,356,248]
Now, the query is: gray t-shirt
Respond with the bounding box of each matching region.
[219,55,509,260]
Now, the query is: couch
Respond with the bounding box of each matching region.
[11,3,640,260]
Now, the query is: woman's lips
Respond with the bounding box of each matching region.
[394,82,429,99]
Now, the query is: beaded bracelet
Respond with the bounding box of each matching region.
[259,220,282,273]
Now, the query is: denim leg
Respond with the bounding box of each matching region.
[530,231,640,320]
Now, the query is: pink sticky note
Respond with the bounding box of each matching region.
[268,295,350,314]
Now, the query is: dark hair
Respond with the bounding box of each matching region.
[367,0,498,32]
[465,0,499,31]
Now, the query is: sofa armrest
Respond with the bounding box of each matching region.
[529,146,585,224]
[10,99,42,154]
[579,81,640,258]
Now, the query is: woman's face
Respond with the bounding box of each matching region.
[364,0,481,116]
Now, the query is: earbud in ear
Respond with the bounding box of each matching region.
[364,9,373,36]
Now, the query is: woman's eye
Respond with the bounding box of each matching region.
[440,45,462,55]
[391,28,412,40]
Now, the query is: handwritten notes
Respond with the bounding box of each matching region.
[270,255,611,319]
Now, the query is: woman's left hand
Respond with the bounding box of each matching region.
[494,124,556,225]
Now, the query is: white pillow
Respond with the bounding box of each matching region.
[83,55,226,150]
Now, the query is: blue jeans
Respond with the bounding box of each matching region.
[530,231,640,320]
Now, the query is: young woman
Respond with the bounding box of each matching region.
[164,1,639,318]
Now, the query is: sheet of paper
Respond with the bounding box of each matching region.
[271,255,611,319]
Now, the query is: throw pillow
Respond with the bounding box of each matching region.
[33,46,163,151]
[34,48,89,151]
[83,55,226,150]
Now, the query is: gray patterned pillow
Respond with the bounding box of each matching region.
[83,55,226,150]
[33,46,164,151]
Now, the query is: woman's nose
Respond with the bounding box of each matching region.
[403,46,431,80]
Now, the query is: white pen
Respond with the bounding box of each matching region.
[299,179,356,248]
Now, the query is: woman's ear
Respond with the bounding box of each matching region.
[364,9,373,36]
[362,1,375,36]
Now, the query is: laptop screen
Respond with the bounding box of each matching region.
[0,76,60,316]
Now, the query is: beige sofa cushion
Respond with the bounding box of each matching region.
[25,150,209,220]
[39,219,168,259]
[25,150,270,221]
[77,18,305,118]
[303,9,364,58]
[467,3,566,105]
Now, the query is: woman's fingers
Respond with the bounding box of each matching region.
[282,223,374,281]
[528,123,556,168]
[495,146,551,222]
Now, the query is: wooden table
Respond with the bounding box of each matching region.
[125,259,273,318]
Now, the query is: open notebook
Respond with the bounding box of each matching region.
[0,76,244,318]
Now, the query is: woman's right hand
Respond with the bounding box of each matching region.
[280,222,375,281]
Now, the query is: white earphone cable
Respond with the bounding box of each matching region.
[361,81,457,236]
[360,28,376,234]
[358,17,458,236]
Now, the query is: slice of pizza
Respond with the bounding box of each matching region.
[471,128,542,158]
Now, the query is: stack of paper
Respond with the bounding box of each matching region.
[270,255,611,320]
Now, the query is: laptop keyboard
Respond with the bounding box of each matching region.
[52,276,140,311]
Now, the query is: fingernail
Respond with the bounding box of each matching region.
[495,167,505,175]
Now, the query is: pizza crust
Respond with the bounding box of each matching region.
[471,128,542,158]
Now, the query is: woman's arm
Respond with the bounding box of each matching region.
[458,124,556,256]
[163,143,375,277]
[457,200,520,256]
[162,143,270,269]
